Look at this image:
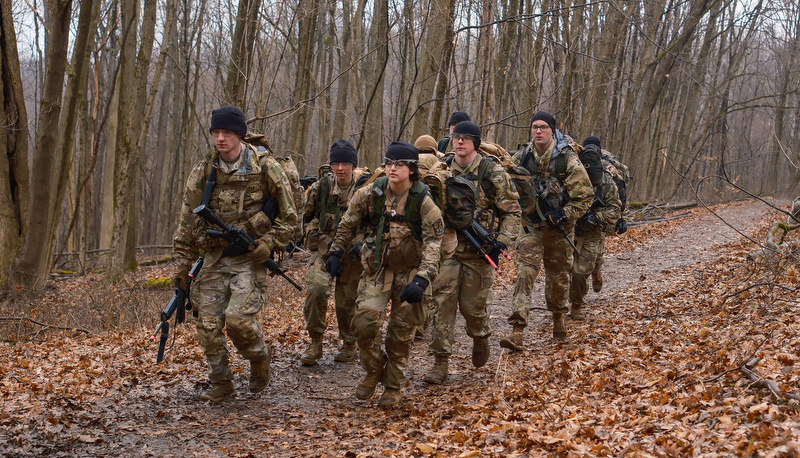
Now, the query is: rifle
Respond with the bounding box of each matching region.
[193,204,303,291]
[531,180,587,260]
[460,220,511,273]
[151,256,204,363]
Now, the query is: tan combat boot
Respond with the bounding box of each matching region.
[198,381,234,402]
[499,325,525,352]
[570,304,586,321]
[553,313,568,341]
[592,269,603,292]
[249,347,272,393]
[472,337,490,368]
[422,355,449,384]
[300,333,323,365]
[355,370,383,400]
[333,341,358,363]
[378,388,403,408]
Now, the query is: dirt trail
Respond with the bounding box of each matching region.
[4,200,777,457]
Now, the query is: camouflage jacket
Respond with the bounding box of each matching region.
[512,134,593,226]
[303,171,360,256]
[448,154,521,245]
[330,181,444,284]
[173,142,298,268]
[578,173,621,235]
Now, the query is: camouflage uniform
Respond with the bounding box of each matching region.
[593,149,631,284]
[428,154,521,357]
[330,181,443,393]
[509,134,593,324]
[173,142,297,386]
[570,174,621,311]
[302,171,363,345]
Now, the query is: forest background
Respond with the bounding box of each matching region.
[1,0,799,296]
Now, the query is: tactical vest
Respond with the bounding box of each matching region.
[443,154,496,205]
[203,145,272,228]
[314,166,349,234]
[516,137,571,224]
[369,178,430,272]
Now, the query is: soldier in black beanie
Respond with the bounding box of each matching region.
[384,141,420,181]
[329,139,358,167]
[438,111,472,153]
[299,138,364,366]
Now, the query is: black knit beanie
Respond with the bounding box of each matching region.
[385,141,420,179]
[329,139,358,166]
[530,111,557,133]
[452,121,482,151]
[582,136,602,149]
[448,111,471,126]
[209,106,247,137]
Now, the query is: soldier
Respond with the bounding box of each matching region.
[584,136,631,292]
[499,111,592,347]
[327,141,444,407]
[423,121,521,385]
[568,138,621,320]
[437,111,471,154]
[299,140,365,365]
[172,106,298,401]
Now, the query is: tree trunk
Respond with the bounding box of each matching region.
[358,0,388,166]
[225,0,263,109]
[10,0,72,293]
[0,0,30,290]
[288,0,320,174]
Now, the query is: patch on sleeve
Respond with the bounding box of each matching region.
[432,219,445,237]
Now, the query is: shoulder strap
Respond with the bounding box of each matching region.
[201,162,217,207]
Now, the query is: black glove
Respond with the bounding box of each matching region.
[487,240,507,266]
[544,208,567,227]
[400,275,429,303]
[615,218,628,235]
[325,250,344,277]
[347,242,362,259]
[577,212,600,228]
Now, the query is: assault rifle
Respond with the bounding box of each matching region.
[531,180,587,260]
[151,256,204,363]
[193,204,302,291]
[461,220,511,273]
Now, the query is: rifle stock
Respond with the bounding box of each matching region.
[193,204,302,291]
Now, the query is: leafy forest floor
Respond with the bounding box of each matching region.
[1,199,799,457]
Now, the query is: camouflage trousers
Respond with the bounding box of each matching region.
[510,224,575,325]
[303,252,362,342]
[592,242,605,279]
[569,230,605,306]
[428,251,494,356]
[352,269,425,390]
[190,256,269,384]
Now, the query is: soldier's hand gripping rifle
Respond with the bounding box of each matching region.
[151,256,204,363]
[533,180,587,260]
[460,220,511,274]
[193,204,302,291]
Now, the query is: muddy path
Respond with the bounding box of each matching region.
[2,200,778,457]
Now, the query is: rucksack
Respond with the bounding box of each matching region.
[243,132,305,217]
[419,164,477,231]
[442,153,497,205]
[601,149,630,212]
